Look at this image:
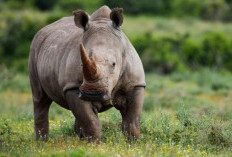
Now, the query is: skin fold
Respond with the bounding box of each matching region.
[29,5,146,142]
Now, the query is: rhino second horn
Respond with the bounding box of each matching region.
[80,44,98,81]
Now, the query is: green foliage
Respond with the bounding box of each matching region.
[182,32,232,70]
[171,0,229,21]
[53,0,103,13]
[0,65,31,92]
[0,118,12,136]
[201,0,227,20]
[182,38,201,69]
[1,0,34,10]
[54,0,83,13]
[201,32,232,69]
[172,0,203,17]
[103,0,232,21]
[1,0,232,21]
[208,126,229,147]
[131,31,232,73]
[1,5,232,73]
[131,34,186,73]
[0,10,47,70]
[0,65,15,91]
[34,0,59,10]
[46,11,66,24]
[104,0,172,15]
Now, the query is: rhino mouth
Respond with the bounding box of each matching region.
[79,90,110,102]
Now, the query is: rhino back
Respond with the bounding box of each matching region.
[29,16,83,105]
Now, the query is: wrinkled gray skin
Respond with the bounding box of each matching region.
[29,5,146,142]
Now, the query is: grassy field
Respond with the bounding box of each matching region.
[1,66,232,156]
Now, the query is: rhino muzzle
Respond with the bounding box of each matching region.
[79,81,111,102]
[79,88,111,101]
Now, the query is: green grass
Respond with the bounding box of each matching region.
[1,68,232,156]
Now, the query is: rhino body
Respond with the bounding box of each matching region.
[29,6,145,141]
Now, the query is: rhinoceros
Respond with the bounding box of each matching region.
[29,5,146,142]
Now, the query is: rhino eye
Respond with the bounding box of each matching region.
[112,62,116,67]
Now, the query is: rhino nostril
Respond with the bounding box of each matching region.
[103,94,111,101]
[80,90,105,97]
[78,89,110,102]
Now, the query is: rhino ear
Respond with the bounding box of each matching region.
[73,10,89,31]
[110,8,123,28]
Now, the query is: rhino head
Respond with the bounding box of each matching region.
[73,6,124,102]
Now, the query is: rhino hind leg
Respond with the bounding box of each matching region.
[33,91,52,141]
[30,72,52,141]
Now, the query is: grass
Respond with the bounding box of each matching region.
[1,67,232,156]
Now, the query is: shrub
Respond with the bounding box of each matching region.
[1,0,34,10]
[34,0,58,10]
[143,95,155,111]
[0,11,47,70]
[144,39,183,73]
[0,118,12,136]
[201,0,227,21]
[0,65,15,91]
[132,33,186,73]
[54,0,83,13]
[104,0,232,21]
[46,11,66,24]
[171,0,202,17]
[201,32,232,69]
[182,38,202,69]
[208,126,229,147]
[103,0,172,15]
[54,0,103,13]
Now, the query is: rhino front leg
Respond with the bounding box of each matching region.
[74,118,84,139]
[65,90,101,142]
[118,87,144,140]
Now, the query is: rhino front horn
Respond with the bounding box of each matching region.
[80,44,98,81]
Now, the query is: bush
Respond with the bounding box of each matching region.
[34,0,58,10]
[54,0,103,13]
[0,11,47,70]
[54,0,83,13]
[201,32,232,69]
[1,0,34,10]
[201,0,227,21]
[143,39,183,73]
[103,0,172,15]
[131,31,232,73]
[182,38,202,69]
[171,0,202,17]
[104,0,232,21]
[46,11,66,24]
[132,33,186,73]
[0,65,15,91]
